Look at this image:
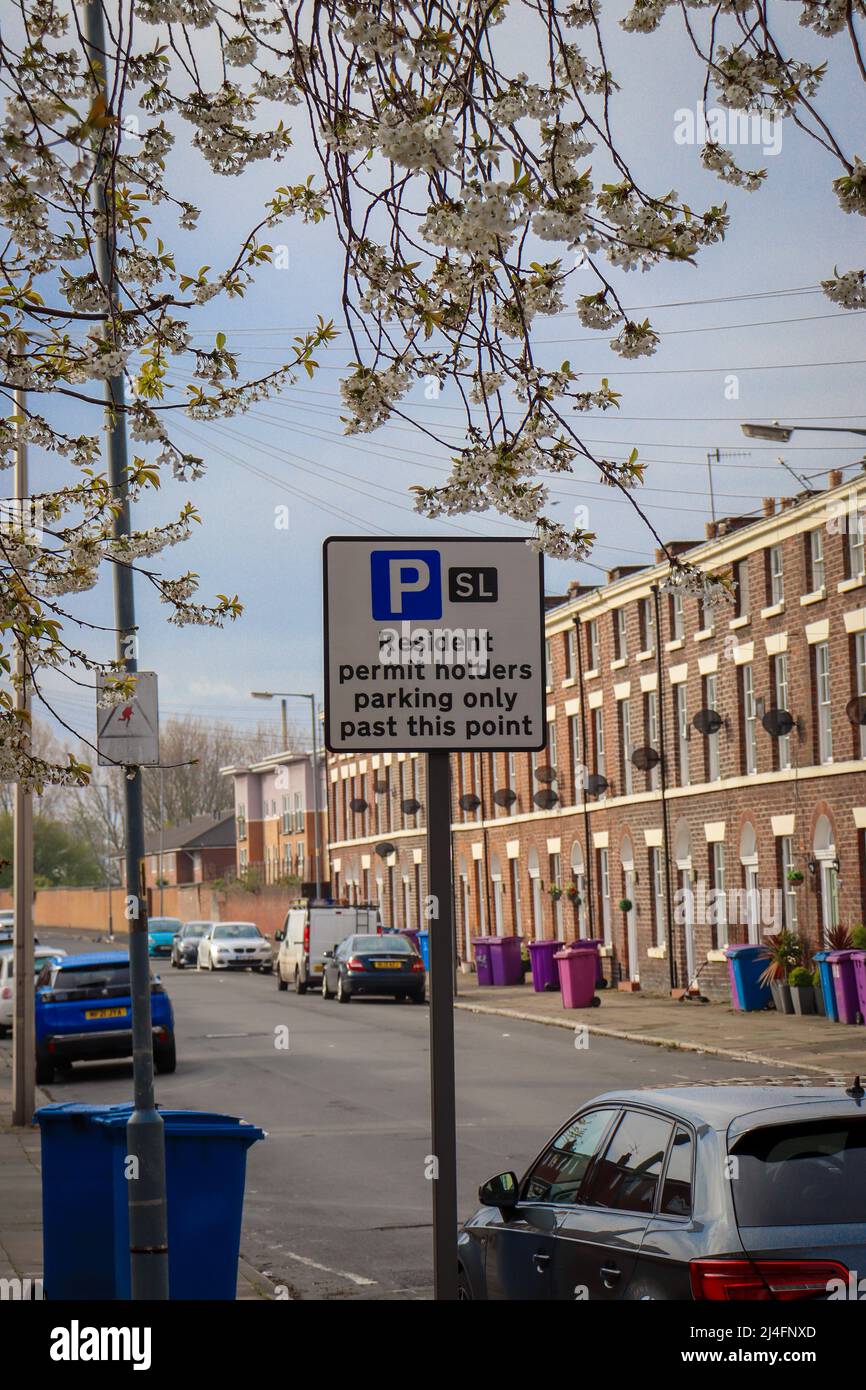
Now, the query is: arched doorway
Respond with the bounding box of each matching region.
[675,820,696,981]
[491,853,505,936]
[813,814,839,943]
[570,841,587,939]
[739,822,760,946]
[621,835,638,982]
[527,847,543,940]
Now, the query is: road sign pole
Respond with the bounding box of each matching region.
[426,751,459,1302]
[83,0,168,1301]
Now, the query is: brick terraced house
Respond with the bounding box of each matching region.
[326,472,866,1000]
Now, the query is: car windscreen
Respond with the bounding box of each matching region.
[213,924,260,939]
[352,935,412,953]
[149,920,181,932]
[730,1118,866,1226]
[182,924,209,938]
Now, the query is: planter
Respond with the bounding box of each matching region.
[789,984,816,1016]
[771,979,794,1015]
[814,986,826,1017]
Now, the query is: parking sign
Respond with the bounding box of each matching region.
[323,537,545,752]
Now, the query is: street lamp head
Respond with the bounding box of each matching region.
[741,422,793,443]
[250,691,274,700]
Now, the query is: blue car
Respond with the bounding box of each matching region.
[35,951,176,1085]
[147,916,182,958]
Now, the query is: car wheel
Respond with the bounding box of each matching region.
[154,1035,177,1074]
[458,1268,473,1301]
[322,971,334,1000]
[36,1058,54,1086]
[294,968,307,996]
[277,966,288,992]
[207,953,214,971]
[336,975,351,1004]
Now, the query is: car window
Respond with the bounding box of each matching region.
[523,1109,616,1205]
[659,1126,693,1217]
[586,1109,673,1215]
[50,964,131,991]
[353,935,413,953]
[213,924,260,939]
[730,1118,866,1227]
[183,924,208,938]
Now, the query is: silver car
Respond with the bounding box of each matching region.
[197,921,273,972]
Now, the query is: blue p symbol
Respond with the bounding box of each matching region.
[371,550,442,620]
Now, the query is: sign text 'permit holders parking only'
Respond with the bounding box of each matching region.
[323,537,545,753]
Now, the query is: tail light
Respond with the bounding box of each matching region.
[347,956,364,971]
[1,986,10,1000]
[303,923,310,953]
[690,1258,848,1301]
[411,959,425,972]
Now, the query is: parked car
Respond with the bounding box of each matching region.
[0,910,39,947]
[171,921,212,968]
[34,951,175,1084]
[275,904,381,994]
[147,916,182,959]
[0,946,67,1034]
[458,1083,866,1301]
[321,933,426,1004]
[197,921,272,972]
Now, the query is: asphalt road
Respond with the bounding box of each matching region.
[30,930,780,1299]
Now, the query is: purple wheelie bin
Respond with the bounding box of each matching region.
[852,951,866,1024]
[567,936,606,987]
[473,936,496,986]
[528,940,561,992]
[828,950,863,1025]
[488,935,524,986]
[555,943,600,1008]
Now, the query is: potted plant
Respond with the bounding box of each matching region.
[565,883,581,904]
[549,884,563,900]
[759,930,800,1014]
[785,867,804,885]
[788,964,816,1015]
[825,923,853,950]
[618,898,633,913]
[851,924,866,950]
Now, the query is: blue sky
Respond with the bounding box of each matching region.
[19,7,866,752]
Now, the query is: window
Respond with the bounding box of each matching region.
[586,1109,674,1214]
[659,1127,693,1217]
[675,683,689,786]
[620,699,633,796]
[644,690,660,790]
[237,803,246,840]
[510,857,522,933]
[768,544,784,605]
[281,795,291,834]
[545,638,553,688]
[711,843,727,948]
[587,619,600,672]
[640,597,656,653]
[735,558,750,618]
[741,662,757,774]
[523,1109,615,1205]
[615,607,628,661]
[779,835,798,932]
[808,529,825,591]
[815,641,833,764]
[856,633,866,758]
[472,752,483,814]
[650,847,665,947]
[569,716,582,804]
[547,719,558,778]
[773,652,791,771]
[699,591,715,633]
[593,707,605,779]
[598,847,611,944]
[670,590,685,641]
[849,507,866,579]
[565,627,577,680]
[704,673,721,782]
[506,751,517,812]
[293,791,303,832]
[730,1119,866,1227]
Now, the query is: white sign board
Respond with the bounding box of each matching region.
[324,537,545,752]
[96,671,160,767]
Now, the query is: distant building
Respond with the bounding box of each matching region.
[220,750,327,896]
[118,812,237,892]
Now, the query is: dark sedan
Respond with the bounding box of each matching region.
[321,934,426,1004]
[171,920,212,968]
[458,1083,866,1300]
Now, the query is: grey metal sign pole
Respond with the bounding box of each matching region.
[11,377,34,1128]
[83,0,168,1300]
[426,751,459,1301]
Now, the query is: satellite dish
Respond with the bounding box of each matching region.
[349,797,368,813]
[372,779,389,795]
[459,793,481,812]
[534,764,557,784]
[533,789,559,810]
[586,773,608,797]
[846,695,866,728]
[374,841,395,859]
[630,746,660,771]
[493,787,517,808]
[401,798,421,815]
[762,707,795,738]
[692,708,723,737]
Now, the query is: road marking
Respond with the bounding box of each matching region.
[284,1251,377,1287]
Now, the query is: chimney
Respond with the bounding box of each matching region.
[705,521,718,540]
[606,564,644,583]
[762,497,775,517]
[780,496,796,510]
[828,468,843,489]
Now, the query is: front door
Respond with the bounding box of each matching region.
[680,871,697,981]
[624,869,638,981]
[531,876,543,940]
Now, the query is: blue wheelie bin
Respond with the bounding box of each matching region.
[723,943,772,1012]
[35,1102,265,1300]
[416,929,430,971]
[813,949,838,1022]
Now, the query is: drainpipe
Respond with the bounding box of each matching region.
[573,615,595,939]
[652,585,678,992]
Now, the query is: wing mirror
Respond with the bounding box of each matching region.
[322,948,334,959]
[479,1171,519,1212]
[274,928,285,942]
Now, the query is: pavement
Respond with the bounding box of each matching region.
[2,927,865,1301]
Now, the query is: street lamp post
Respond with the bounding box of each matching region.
[251,691,323,901]
[742,422,866,442]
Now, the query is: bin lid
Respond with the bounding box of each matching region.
[813,950,830,962]
[34,1101,133,1126]
[91,1109,265,1142]
[722,944,766,958]
[826,950,862,961]
[527,939,559,950]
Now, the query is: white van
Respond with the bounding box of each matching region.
[274,905,382,994]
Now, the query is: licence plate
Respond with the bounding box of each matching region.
[85,1007,128,1020]
[374,961,402,969]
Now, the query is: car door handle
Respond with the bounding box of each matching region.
[600,1264,621,1288]
[533,1253,551,1273]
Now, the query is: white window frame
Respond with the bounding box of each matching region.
[675,682,689,787]
[774,652,791,771]
[741,662,757,775]
[809,528,825,591]
[620,698,633,796]
[815,641,833,764]
[769,544,784,605]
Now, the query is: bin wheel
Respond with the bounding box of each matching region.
[154,1036,177,1074]
[277,968,288,992]
[36,1058,54,1085]
[590,995,601,1008]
